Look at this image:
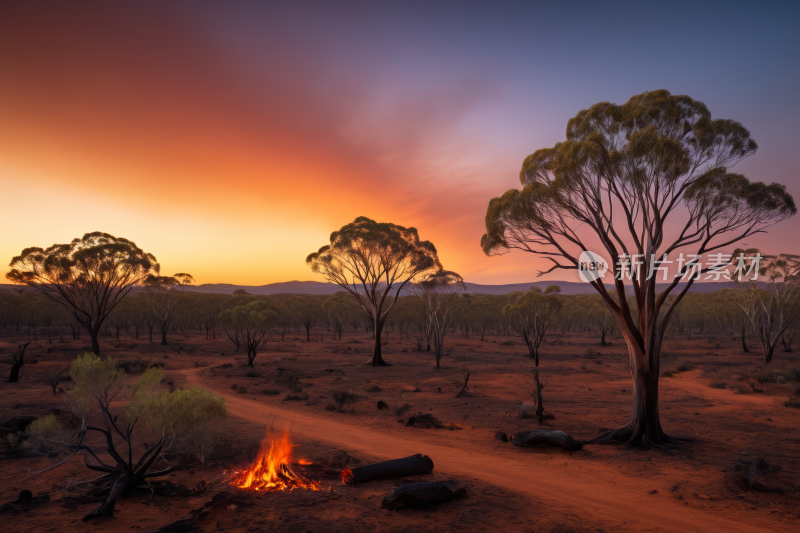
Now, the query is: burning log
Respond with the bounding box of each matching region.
[511,429,582,451]
[342,454,434,485]
[382,482,453,508]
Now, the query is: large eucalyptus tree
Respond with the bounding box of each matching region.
[482,90,796,447]
[6,232,159,355]
[307,216,441,366]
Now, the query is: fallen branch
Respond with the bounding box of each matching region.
[342,454,434,485]
[382,481,453,508]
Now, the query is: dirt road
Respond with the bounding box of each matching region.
[182,368,780,533]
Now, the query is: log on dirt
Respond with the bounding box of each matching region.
[342,454,434,485]
[143,492,255,533]
[511,429,582,451]
[381,482,454,508]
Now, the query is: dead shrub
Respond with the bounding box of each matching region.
[44,368,69,395]
[519,402,537,418]
[784,397,800,408]
[330,390,361,412]
[729,458,782,492]
[282,392,309,402]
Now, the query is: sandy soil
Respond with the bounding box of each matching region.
[1,327,799,532]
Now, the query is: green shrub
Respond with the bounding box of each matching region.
[70,353,126,409]
[27,414,70,447]
[133,382,227,464]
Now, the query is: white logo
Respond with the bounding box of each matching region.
[578,250,609,283]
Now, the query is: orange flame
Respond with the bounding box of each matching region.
[229,429,323,492]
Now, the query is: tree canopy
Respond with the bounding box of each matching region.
[482,90,796,446]
[307,216,441,366]
[6,232,159,355]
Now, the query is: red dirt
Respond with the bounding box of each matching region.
[1,328,799,532]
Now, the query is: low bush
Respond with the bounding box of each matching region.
[131,377,228,464]
[519,402,537,418]
[784,397,800,409]
[709,381,726,389]
[26,413,70,446]
[395,403,412,416]
[262,388,280,395]
[331,390,361,412]
[367,385,383,392]
[729,458,779,491]
[759,367,800,383]
[283,392,309,402]
[118,359,164,374]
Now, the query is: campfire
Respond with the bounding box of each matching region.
[229,429,324,492]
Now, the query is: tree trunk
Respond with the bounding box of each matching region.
[90,328,101,355]
[741,321,750,353]
[371,317,388,366]
[83,471,132,520]
[600,325,607,346]
[7,343,29,382]
[533,369,544,421]
[596,333,668,448]
[160,324,168,345]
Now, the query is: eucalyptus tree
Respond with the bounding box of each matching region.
[307,216,441,366]
[734,250,800,362]
[218,300,280,366]
[142,273,194,345]
[466,294,505,341]
[482,90,796,447]
[408,270,467,369]
[6,232,159,355]
[585,293,616,345]
[323,291,362,340]
[198,293,227,340]
[286,295,324,341]
[502,285,562,421]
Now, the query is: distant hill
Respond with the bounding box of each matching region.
[0,279,748,297]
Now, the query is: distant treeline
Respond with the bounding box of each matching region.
[1,286,792,352]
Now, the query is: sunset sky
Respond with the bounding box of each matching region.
[1,1,798,286]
